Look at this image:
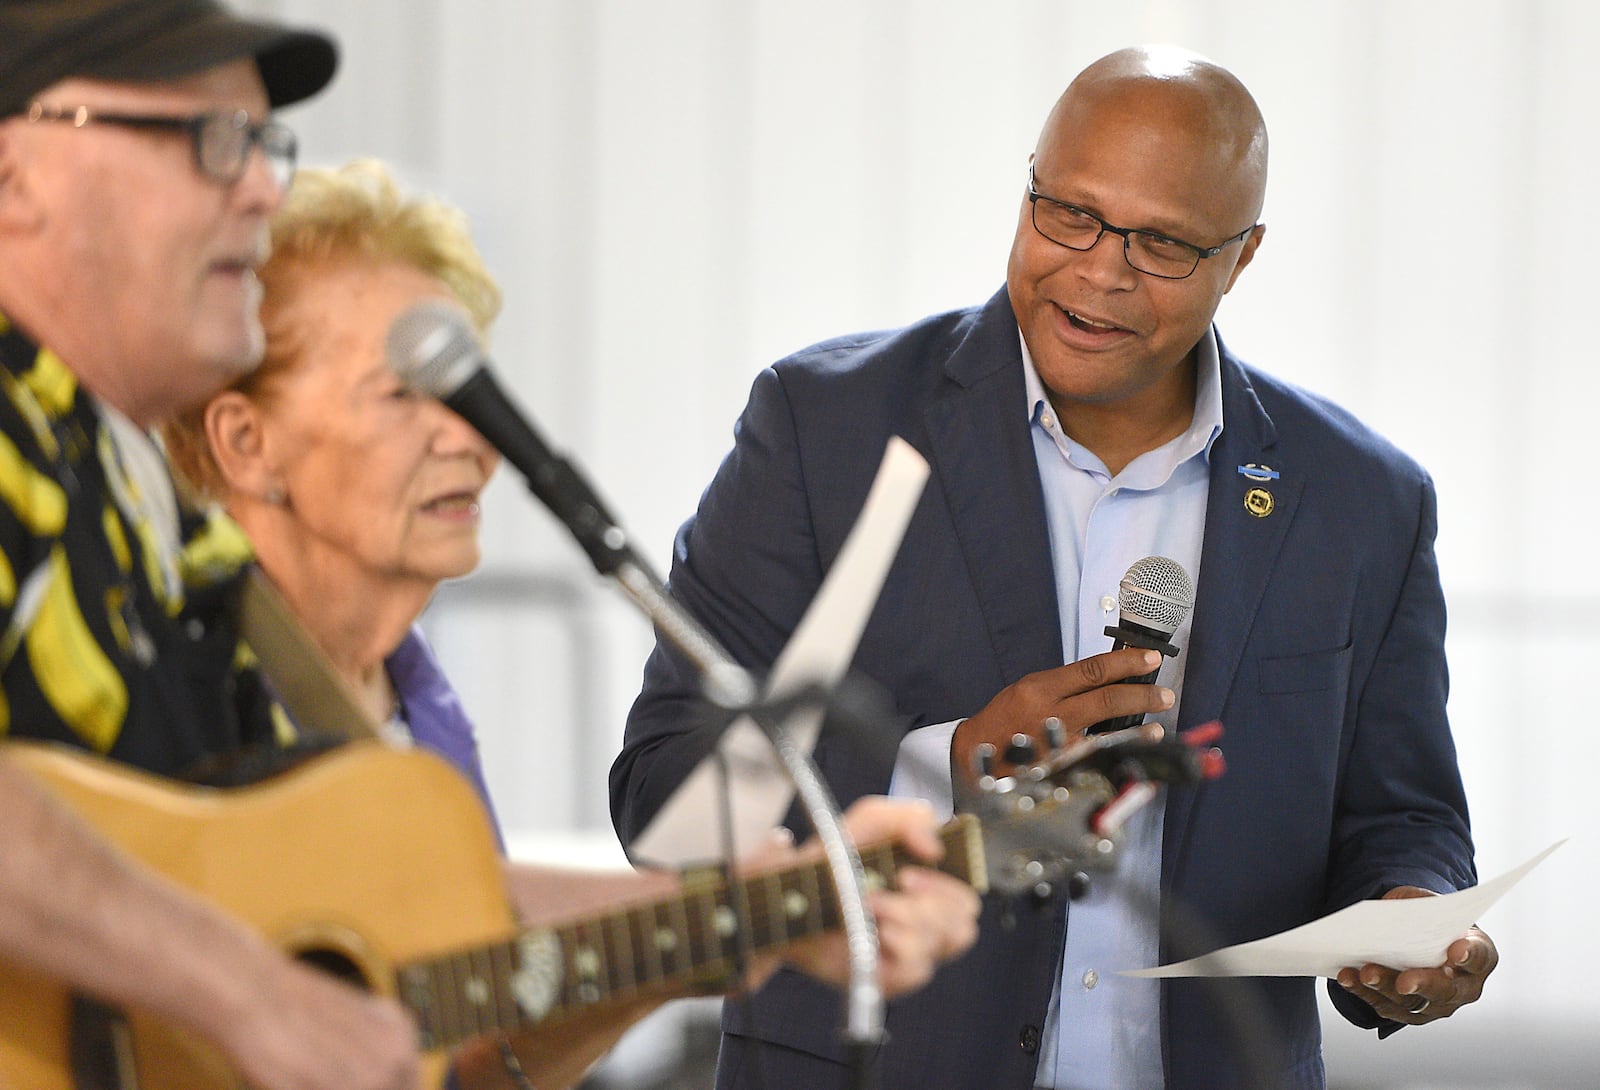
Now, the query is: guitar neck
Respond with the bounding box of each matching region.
[398,814,988,1050]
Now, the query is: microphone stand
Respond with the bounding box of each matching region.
[534,453,887,1087]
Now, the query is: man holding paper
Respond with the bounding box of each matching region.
[612,44,1495,1090]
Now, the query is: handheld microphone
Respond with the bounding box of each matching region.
[1089,555,1195,734]
[384,300,636,577]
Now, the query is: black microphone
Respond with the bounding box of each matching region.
[384,300,636,576]
[1088,555,1195,734]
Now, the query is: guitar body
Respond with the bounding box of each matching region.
[0,741,517,1090]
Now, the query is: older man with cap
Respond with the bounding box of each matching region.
[0,4,437,1090]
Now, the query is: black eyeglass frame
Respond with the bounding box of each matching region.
[1026,163,1258,280]
[24,103,297,190]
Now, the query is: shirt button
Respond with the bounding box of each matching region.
[1018,1024,1041,1054]
[1099,595,1116,613]
[1041,412,1056,430]
[1083,969,1099,990]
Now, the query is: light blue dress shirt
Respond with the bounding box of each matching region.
[889,328,1222,1089]
[1028,330,1219,1089]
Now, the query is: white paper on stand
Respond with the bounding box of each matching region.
[1123,840,1564,979]
[630,437,929,866]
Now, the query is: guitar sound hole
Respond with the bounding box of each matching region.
[297,949,369,990]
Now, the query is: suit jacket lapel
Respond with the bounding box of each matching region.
[922,290,1064,684]
[1164,340,1303,886]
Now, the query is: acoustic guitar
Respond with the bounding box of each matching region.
[0,717,1216,1089]
[0,740,988,1090]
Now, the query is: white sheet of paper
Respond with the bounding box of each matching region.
[1123,840,1564,979]
[630,437,929,866]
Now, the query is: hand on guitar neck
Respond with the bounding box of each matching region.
[733,796,978,997]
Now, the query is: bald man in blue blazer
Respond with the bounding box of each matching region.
[611,46,1494,1090]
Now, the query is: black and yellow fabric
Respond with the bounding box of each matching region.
[0,310,280,776]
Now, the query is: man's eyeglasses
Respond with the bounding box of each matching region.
[1026,164,1257,280]
[25,104,297,191]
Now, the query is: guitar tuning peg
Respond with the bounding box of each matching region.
[1003,732,1037,766]
[972,742,997,780]
[1067,871,1092,901]
[1043,716,1067,750]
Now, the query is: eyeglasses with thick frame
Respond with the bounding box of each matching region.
[1026,163,1258,280]
[24,103,298,192]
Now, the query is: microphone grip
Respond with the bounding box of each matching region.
[445,371,634,575]
[1088,622,1178,735]
[446,369,556,469]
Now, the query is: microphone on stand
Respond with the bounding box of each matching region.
[1089,555,1195,734]
[384,300,889,1083]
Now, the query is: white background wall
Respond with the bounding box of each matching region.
[244,1,1599,1083]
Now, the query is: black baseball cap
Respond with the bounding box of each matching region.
[0,0,338,117]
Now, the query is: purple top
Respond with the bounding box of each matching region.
[387,625,503,849]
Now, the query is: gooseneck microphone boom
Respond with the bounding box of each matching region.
[1089,555,1195,734]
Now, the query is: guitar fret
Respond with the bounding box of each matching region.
[665,889,697,979]
[489,939,521,1032]
[563,919,609,1008]
[552,923,578,1010]
[432,951,460,1047]
[443,952,469,1042]
[773,867,807,940]
[695,884,731,982]
[451,950,475,1039]
[725,882,747,974]
[605,909,637,995]
[452,950,479,1041]
[826,859,844,931]
[620,902,652,985]
[646,896,672,979]
[759,870,786,949]
[398,960,442,1048]
[464,946,497,1037]
[741,872,767,950]
[799,856,825,937]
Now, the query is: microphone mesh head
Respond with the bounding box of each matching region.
[1118,555,1195,635]
[384,299,482,398]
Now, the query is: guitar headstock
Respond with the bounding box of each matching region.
[964,721,1224,899]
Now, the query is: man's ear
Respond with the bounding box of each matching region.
[1222,223,1266,295]
[203,390,281,501]
[0,124,45,233]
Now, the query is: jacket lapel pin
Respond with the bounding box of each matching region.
[1238,464,1278,518]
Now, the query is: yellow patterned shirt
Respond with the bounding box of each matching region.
[0,311,279,775]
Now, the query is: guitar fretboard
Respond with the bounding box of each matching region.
[397,815,986,1049]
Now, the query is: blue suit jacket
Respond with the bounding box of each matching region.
[611,288,1476,1090]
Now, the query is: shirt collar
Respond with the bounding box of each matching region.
[1019,326,1225,479]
